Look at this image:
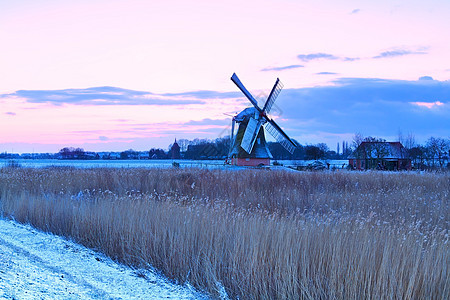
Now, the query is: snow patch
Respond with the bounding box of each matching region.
[0,218,207,299]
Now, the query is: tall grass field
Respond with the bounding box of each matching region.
[0,167,448,299]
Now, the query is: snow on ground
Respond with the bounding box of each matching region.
[0,218,208,299]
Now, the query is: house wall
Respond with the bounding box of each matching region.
[348,158,412,170]
[231,157,270,167]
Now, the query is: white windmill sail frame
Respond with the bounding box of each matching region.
[241,117,262,154]
[263,78,283,115]
[265,121,296,154]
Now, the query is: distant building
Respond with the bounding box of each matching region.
[170,139,181,159]
[348,141,411,170]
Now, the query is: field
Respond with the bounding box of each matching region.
[0,167,448,299]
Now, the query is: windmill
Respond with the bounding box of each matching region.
[228,73,297,166]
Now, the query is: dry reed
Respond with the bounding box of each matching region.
[0,167,448,299]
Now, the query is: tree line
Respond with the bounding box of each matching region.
[54,138,341,161]
[173,134,450,168]
[4,134,448,169]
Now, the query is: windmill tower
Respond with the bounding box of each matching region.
[228,73,297,166]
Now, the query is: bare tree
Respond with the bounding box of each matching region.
[398,130,416,150]
[426,137,450,167]
[317,143,329,155]
[177,139,190,152]
[404,133,416,150]
[369,138,389,163]
[305,145,324,160]
[398,130,404,145]
[409,145,426,169]
[352,133,365,159]
[352,132,364,151]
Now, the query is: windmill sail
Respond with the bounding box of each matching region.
[231,73,261,111]
[230,73,297,163]
[265,119,296,154]
[241,117,262,154]
[262,78,283,114]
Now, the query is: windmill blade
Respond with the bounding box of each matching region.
[265,119,297,154]
[241,117,263,154]
[231,73,262,112]
[262,78,283,114]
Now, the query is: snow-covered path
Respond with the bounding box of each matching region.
[0,218,207,299]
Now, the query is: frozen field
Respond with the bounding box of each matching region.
[1,159,348,169]
[0,159,225,169]
[0,218,207,299]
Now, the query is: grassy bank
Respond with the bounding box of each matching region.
[0,167,448,299]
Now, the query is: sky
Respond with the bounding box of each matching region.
[1,0,449,153]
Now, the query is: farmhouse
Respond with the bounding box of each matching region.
[348,141,411,170]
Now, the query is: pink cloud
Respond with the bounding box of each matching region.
[411,101,444,109]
